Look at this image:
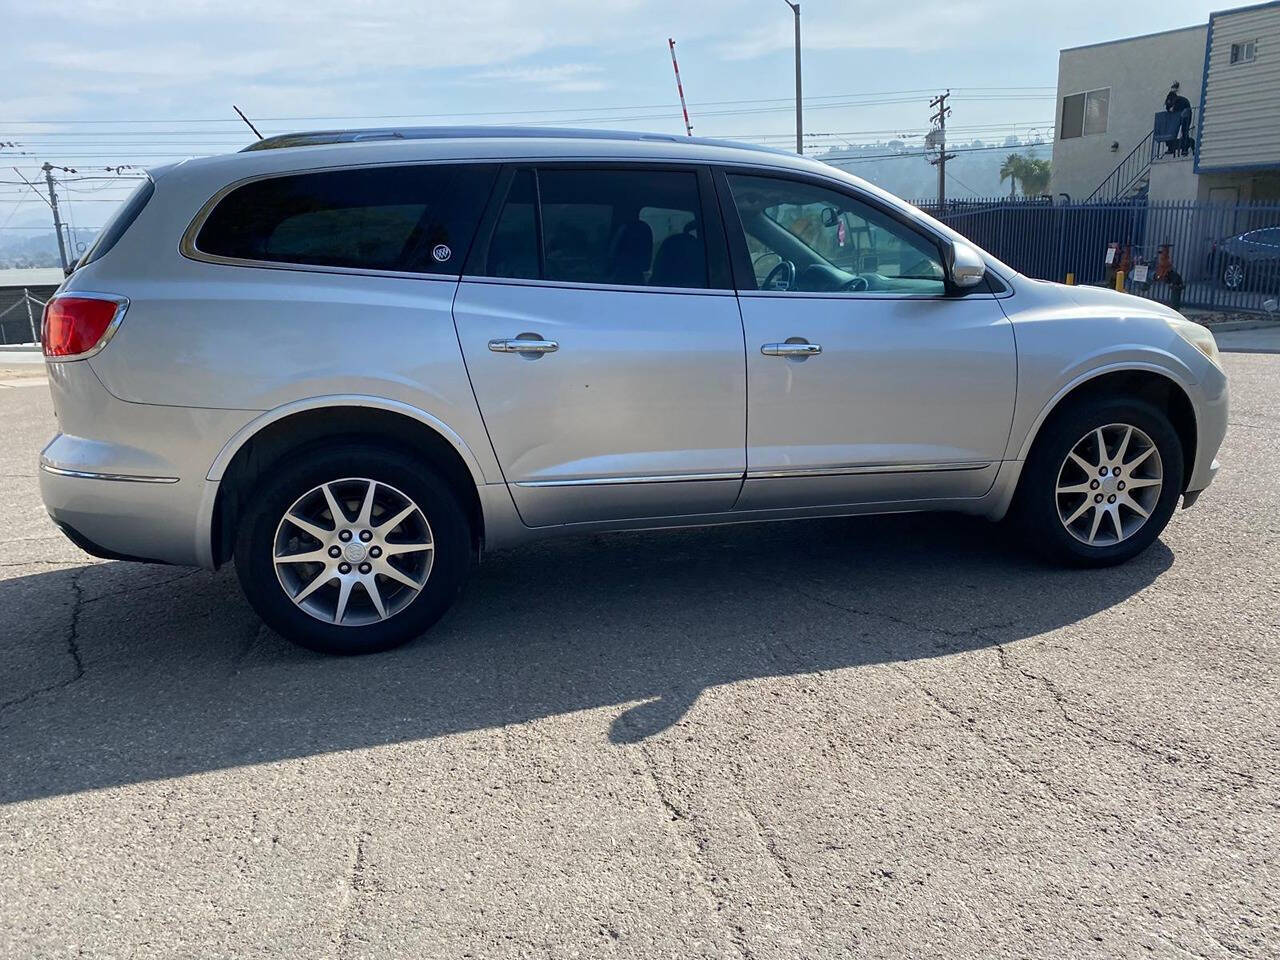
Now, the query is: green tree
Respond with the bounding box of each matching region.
[1020,157,1052,197]
[999,153,1052,197]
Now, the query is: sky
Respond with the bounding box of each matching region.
[0,0,1220,242]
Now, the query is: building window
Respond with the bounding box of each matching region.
[1060,88,1110,139]
[1230,40,1256,64]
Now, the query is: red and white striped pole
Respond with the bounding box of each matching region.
[668,38,693,137]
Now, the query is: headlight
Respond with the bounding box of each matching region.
[1169,318,1221,367]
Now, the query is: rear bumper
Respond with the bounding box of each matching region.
[39,455,217,567]
[37,360,258,568]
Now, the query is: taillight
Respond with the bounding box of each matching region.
[42,295,128,360]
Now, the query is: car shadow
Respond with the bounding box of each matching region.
[0,512,1173,804]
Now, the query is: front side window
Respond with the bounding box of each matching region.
[1061,88,1110,139]
[195,164,497,274]
[725,174,945,296]
[482,167,709,289]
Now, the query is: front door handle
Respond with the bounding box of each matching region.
[488,337,559,355]
[761,341,822,357]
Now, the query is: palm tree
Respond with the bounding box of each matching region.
[999,153,1052,197]
[999,153,1024,198]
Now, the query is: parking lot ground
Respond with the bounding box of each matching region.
[1,356,1277,959]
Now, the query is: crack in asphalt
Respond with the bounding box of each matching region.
[335,830,373,960]
[993,645,1259,791]
[0,566,86,718]
[621,724,753,960]
[792,583,1260,798]
[80,568,205,607]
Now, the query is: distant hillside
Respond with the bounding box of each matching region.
[817,138,1053,203]
[0,230,98,269]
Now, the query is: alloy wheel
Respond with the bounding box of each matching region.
[1223,261,1246,290]
[272,477,434,626]
[1055,424,1163,547]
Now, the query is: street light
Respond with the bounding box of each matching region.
[782,1,802,155]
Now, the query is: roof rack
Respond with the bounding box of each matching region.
[241,125,789,156]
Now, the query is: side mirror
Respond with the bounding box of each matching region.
[947,240,987,288]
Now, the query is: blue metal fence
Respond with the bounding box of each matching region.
[913,197,1280,313]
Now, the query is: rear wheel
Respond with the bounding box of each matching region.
[233,443,470,654]
[1014,397,1183,567]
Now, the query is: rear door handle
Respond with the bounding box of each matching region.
[761,341,822,357]
[488,338,559,355]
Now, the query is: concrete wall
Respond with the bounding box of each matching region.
[1050,24,1207,201]
[1199,2,1280,172]
[1148,156,1200,202]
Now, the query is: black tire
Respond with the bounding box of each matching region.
[1013,396,1184,567]
[233,443,471,655]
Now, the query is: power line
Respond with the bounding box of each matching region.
[0,87,1056,127]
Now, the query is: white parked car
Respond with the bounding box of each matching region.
[39,128,1227,654]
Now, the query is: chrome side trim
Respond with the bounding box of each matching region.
[41,292,129,363]
[747,461,992,479]
[40,462,179,484]
[459,275,737,297]
[515,472,743,488]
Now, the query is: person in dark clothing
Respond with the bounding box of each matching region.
[1165,83,1193,156]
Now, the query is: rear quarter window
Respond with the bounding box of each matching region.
[78,178,155,270]
[192,163,497,275]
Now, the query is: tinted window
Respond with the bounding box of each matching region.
[482,167,709,289]
[725,174,945,296]
[486,169,540,280]
[78,179,154,270]
[196,164,496,274]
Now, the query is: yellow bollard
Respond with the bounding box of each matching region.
[1114,270,1125,291]
[1065,272,1075,285]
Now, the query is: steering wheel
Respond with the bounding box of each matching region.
[762,260,797,292]
[842,275,870,292]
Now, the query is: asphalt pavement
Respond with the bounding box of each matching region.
[1,356,1276,959]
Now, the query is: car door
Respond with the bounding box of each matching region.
[714,168,1017,511]
[453,163,746,527]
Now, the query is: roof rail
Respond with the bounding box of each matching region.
[241,125,790,156]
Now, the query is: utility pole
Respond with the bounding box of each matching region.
[40,164,69,273]
[928,90,955,207]
[783,1,803,154]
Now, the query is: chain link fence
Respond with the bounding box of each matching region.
[0,287,48,345]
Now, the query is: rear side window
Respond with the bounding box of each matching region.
[482,166,710,289]
[193,164,497,275]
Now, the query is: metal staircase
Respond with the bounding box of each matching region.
[1085,131,1154,203]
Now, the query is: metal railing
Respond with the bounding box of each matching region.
[0,288,46,345]
[1085,131,1154,203]
[918,197,1280,314]
[1084,109,1197,204]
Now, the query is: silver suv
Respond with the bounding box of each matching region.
[39,128,1228,654]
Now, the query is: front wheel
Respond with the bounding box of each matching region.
[1221,258,1247,291]
[233,443,471,654]
[1013,397,1184,567]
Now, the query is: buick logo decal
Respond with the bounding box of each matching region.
[432,244,452,262]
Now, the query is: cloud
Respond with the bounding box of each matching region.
[463,64,609,94]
